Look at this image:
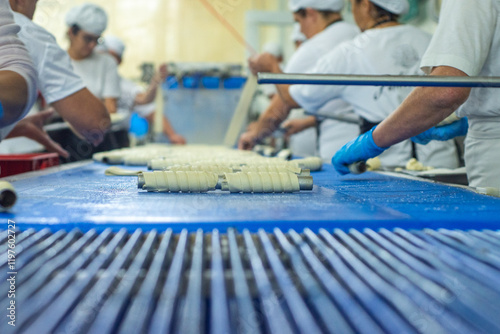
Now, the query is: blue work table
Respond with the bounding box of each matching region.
[3,161,500,232]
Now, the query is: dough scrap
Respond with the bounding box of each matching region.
[405,158,434,171]
[105,167,143,176]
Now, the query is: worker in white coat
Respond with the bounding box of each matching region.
[282,0,459,169]
[239,0,360,162]
[102,36,186,145]
[4,0,110,158]
[333,0,499,189]
[66,3,120,116]
[0,0,37,140]
[281,24,320,159]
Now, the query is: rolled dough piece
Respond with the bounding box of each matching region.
[225,172,300,193]
[140,171,218,193]
[366,157,382,171]
[293,157,323,171]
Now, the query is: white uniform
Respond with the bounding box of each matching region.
[291,25,459,168]
[0,12,87,153]
[13,12,85,105]
[421,0,500,188]
[71,52,120,100]
[0,0,37,139]
[285,21,359,160]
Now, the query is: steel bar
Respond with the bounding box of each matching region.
[258,73,500,88]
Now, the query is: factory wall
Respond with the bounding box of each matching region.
[34,0,281,80]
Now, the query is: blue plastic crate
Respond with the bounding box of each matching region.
[223,76,246,89]
[182,76,200,89]
[202,76,220,89]
[162,76,179,90]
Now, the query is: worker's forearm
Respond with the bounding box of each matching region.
[0,70,28,127]
[161,116,177,137]
[104,98,118,114]
[135,74,163,105]
[254,95,292,137]
[275,84,300,108]
[373,66,471,148]
[264,63,300,108]
[52,88,111,145]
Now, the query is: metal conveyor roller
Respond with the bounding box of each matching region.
[1,228,500,334]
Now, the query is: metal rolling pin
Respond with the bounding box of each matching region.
[260,73,500,175]
[258,73,500,88]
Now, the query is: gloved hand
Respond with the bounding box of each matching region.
[411,117,468,145]
[332,127,388,175]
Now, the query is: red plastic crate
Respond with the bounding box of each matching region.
[0,153,59,177]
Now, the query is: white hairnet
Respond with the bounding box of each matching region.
[290,23,306,42]
[103,35,126,58]
[370,0,409,15]
[289,0,344,12]
[65,3,108,36]
[262,42,283,58]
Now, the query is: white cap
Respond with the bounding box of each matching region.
[103,35,126,58]
[370,0,409,15]
[65,3,108,36]
[289,0,344,12]
[262,42,283,58]
[290,23,306,42]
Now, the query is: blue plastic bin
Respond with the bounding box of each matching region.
[223,77,247,89]
[202,76,220,89]
[182,76,200,89]
[163,76,179,90]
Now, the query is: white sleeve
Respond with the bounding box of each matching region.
[285,40,320,73]
[289,48,347,113]
[38,41,85,104]
[0,0,37,127]
[134,102,156,117]
[420,0,495,76]
[102,56,121,98]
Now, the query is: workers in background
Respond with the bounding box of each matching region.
[281,23,321,159]
[291,22,306,48]
[66,4,120,116]
[5,0,110,158]
[333,0,499,189]
[102,36,186,145]
[60,3,127,161]
[239,0,360,162]
[272,0,460,169]
[0,0,37,139]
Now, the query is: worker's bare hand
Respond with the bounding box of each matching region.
[6,109,70,158]
[238,131,258,150]
[282,116,317,137]
[246,121,258,132]
[168,133,187,145]
[248,53,280,76]
[158,63,168,81]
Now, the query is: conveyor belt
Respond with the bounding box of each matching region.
[1,228,500,333]
[3,161,500,232]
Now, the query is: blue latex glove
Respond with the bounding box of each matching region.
[0,101,3,119]
[412,117,468,145]
[332,127,388,175]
